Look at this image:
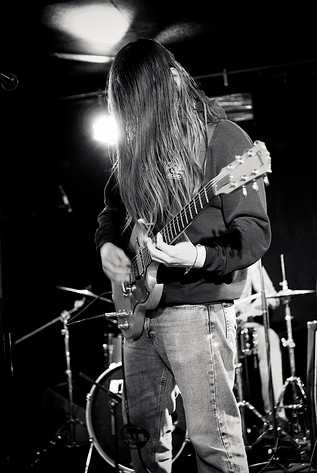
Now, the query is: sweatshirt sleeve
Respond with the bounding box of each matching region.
[202,120,271,275]
[95,170,129,251]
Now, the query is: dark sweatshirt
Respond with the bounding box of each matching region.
[95,119,271,307]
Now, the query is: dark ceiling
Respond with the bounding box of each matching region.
[2,0,316,99]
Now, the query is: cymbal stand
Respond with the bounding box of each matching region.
[59,298,86,447]
[275,254,310,443]
[29,298,87,468]
[235,354,269,448]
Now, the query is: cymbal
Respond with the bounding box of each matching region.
[56,286,113,304]
[237,288,315,304]
[267,289,315,299]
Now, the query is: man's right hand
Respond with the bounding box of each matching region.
[100,242,131,284]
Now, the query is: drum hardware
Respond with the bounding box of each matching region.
[56,285,113,304]
[59,300,89,448]
[81,366,148,473]
[274,254,310,444]
[84,363,187,473]
[238,323,259,358]
[244,259,302,472]
[103,331,123,368]
[26,298,89,468]
[235,357,269,448]
[14,298,87,446]
[79,371,123,473]
[235,318,267,447]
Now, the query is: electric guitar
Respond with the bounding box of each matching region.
[109,140,271,340]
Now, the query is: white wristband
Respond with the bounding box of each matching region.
[193,244,206,269]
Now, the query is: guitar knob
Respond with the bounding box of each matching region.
[118,321,130,329]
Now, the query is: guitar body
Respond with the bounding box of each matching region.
[111,220,163,340]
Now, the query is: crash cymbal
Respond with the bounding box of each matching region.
[266,289,315,299]
[56,286,113,304]
[237,288,315,305]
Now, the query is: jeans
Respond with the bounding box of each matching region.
[122,303,249,473]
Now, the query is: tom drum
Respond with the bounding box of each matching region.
[237,322,259,358]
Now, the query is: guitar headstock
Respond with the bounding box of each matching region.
[214,140,272,196]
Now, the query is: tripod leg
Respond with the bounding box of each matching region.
[84,439,94,473]
[235,358,268,447]
[276,376,310,445]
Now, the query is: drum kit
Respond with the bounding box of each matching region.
[16,284,188,472]
[15,254,316,471]
[235,255,315,461]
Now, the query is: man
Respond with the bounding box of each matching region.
[95,38,271,472]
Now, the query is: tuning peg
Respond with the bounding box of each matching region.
[263,174,270,186]
[252,180,259,191]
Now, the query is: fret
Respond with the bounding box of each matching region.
[176,217,181,235]
[184,209,189,225]
[193,199,198,215]
[188,205,193,220]
[180,212,185,230]
[203,187,209,203]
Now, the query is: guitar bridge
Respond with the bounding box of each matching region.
[116,309,132,330]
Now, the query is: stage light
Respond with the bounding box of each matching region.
[43,3,133,57]
[92,114,118,145]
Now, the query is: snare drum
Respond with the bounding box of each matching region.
[86,362,187,472]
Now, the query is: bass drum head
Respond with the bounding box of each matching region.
[86,362,187,473]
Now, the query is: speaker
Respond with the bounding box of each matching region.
[306,320,317,453]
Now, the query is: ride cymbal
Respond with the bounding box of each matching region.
[266,289,315,299]
[237,288,315,305]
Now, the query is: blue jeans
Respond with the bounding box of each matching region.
[123,303,249,473]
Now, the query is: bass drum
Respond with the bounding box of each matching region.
[86,362,187,473]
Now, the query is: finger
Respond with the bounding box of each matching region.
[156,232,173,254]
[147,241,170,264]
[156,232,163,245]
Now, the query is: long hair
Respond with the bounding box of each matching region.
[107,38,224,232]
